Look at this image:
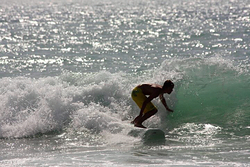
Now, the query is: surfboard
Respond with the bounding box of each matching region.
[128,128,146,137]
[128,127,165,145]
[142,129,165,145]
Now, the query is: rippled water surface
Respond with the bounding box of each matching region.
[1,0,249,77]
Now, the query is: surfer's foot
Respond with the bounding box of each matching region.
[134,123,146,129]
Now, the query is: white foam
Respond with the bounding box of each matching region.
[0,77,74,138]
[0,71,135,138]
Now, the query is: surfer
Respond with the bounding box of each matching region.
[131,80,174,128]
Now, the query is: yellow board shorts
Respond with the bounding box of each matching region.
[131,87,157,114]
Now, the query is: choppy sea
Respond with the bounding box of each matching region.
[0,0,250,166]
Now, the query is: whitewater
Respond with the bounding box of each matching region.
[0,0,250,166]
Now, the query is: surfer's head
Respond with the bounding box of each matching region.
[162,80,174,94]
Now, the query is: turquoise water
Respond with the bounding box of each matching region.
[0,0,250,166]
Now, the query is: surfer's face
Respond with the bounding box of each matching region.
[164,86,174,94]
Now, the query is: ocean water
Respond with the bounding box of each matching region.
[0,0,250,166]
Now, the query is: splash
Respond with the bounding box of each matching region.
[0,71,133,138]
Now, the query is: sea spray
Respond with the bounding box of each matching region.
[0,77,75,138]
[0,71,134,138]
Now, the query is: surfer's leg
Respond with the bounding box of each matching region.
[131,115,140,124]
[134,109,158,127]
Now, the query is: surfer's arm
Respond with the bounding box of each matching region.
[159,94,173,112]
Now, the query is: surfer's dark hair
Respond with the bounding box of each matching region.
[162,80,174,90]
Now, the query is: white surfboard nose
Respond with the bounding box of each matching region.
[142,129,165,145]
